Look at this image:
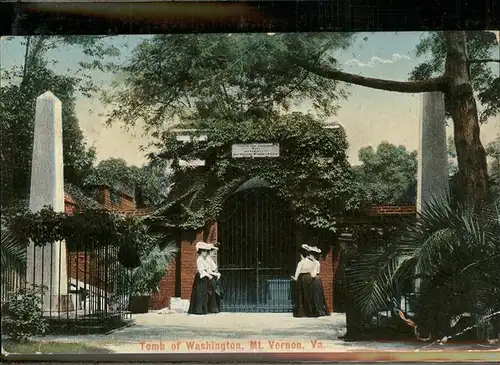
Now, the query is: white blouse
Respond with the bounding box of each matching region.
[292,257,315,279]
[308,255,321,277]
[207,256,217,271]
[207,256,221,278]
[196,256,216,278]
[313,259,321,278]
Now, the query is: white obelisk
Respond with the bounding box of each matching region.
[414,92,449,293]
[26,91,72,313]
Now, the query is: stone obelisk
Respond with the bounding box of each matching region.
[26,91,72,313]
[414,92,449,294]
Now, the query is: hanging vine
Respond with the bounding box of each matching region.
[5,205,166,268]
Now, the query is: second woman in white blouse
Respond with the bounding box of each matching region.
[207,244,221,313]
[291,244,317,317]
[309,246,330,316]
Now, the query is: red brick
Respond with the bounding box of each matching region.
[151,258,177,309]
[330,249,342,312]
[180,231,204,299]
[319,247,334,313]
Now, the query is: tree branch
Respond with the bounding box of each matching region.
[295,59,447,94]
[468,59,500,64]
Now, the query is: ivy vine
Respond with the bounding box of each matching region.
[6,206,166,268]
[150,112,364,232]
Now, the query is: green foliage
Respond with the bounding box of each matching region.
[486,135,500,199]
[2,284,49,343]
[353,141,418,206]
[1,213,28,293]
[83,158,170,207]
[150,112,360,232]
[410,31,499,123]
[0,36,104,206]
[5,206,160,255]
[103,33,354,138]
[114,243,178,296]
[446,136,459,176]
[346,196,500,339]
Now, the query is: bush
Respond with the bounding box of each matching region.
[1,284,49,342]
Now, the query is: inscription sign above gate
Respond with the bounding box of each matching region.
[231,143,280,158]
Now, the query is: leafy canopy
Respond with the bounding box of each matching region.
[410,31,499,123]
[354,142,418,206]
[0,35,120,206]
[103,33,354,139]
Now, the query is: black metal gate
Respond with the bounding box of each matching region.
[218,187,296,312]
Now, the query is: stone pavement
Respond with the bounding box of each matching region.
[38,312,500,354]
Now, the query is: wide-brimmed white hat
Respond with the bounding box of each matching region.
[206,243,216,250]
[301,244,312,251]
[310,246,321,253]
[196,241,210,251]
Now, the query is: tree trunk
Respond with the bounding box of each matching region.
[443,31,489,209]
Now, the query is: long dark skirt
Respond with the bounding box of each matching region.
[188,273,209,315]
[208,278,220,313]
[312,277,330,316]
[292,273,317,317]
[214,279,222,309]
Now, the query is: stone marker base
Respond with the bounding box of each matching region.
[42,294,75,314]
[170,297,190,313]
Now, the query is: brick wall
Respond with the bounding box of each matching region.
[330,248,342,312]
[179,231,203,299]
[366,205,416,215]
[95,185,136,211]
[151,257,177,309]
[151,222,218,308]
[319,247,334,313]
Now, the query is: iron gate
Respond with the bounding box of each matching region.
[218,187,296,312]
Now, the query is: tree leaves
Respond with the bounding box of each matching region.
[1,37,100,205]
[103,33,354,139]
[410,31,499,123]
[83,158,171,207]
[354,141,418,206]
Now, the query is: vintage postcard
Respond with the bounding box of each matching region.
[1,29,499,362]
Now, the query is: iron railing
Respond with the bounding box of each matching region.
[218,187,296,312]
[1,239,132,333]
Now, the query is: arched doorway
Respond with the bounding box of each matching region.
[218,182,296,312]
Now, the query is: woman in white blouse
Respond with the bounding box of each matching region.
[290,244,317,317]
[309,246,330,316]
[188,242,217,315]
[207,244,221,313]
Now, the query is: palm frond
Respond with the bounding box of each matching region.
[129,242,178,294]
[1,220,28,275]
[347,194,500,327]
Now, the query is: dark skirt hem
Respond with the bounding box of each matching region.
[312,277,330,317]
[291,273,317,318]
[208,278,220,313]
[188,273,210,315]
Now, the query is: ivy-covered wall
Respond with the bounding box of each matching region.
[149,112,363,234]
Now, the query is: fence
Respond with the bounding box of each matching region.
[1,238,132,333]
